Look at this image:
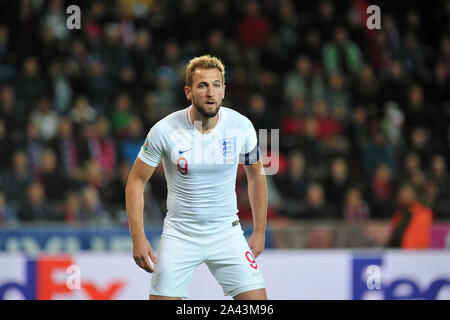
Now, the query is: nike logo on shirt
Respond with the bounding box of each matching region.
[179,148,192,155]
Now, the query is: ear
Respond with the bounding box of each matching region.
[184,86,192,101]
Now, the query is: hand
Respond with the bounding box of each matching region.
[132,236,157,273]
[248,231,265,258]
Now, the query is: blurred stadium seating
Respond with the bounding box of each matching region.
[0,0,449,251]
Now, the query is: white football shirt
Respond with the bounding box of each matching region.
[137,105,258,232]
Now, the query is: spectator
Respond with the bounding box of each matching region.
[0,25,12,78]
[437,35,450,72]
[69,95,98,126]
[50,117,81,178]
[66,39,90,91]
[29,95,60,141]
[18,122,46,175]
[379,60,409,107]
[324,157,352,211]
[129,29,158,90]
[367,30,394,77]
[428,154,450,218]
[401,152,422,182]
[17,181,56,221]
[227,66,252,110]
[77,117,117,176]
[363,130,397,178]
[62,191,81,223]
[368,163,396,219]
[314,1,337,42]
[15,56,49,108]
[312,99,342,141]
[283,54,326,108]
[139,91,163,129]
[325,73,351,121]
[237,0,271,48]
[102,23,129,74]
[245,94,274,131]
[343,187,370,223]
[78,185,110,223]
[275,150,309,217]
[0,85,27,136]
[104,161,130,216]
[276,0,303,60]
[0,150,34,209]
[111,92,134,138]
[353,64,379,106]
[322,26,362,76]
[0,118,13,170]
[280,96,306,149]
[37,148,69,205]
[381,101,405,146]
[42,0,68,41]
[82,159,106,191]
[430,61,449,106]
[117,65,142,103]
[120,115,145,166]
[298,28,323,71]
[404,85,439,137]
[154,65,179,115]
[298,182,336,219]
[48,60,73,115]
[205,29,239,71]
[206,0,234,38]
[83,59,115,114]
[92,116,118,175]
[387,183,432,248]
[408,127,435,167]
[345,105,369,174]
[402,32,430,82]
[0,190,17,225]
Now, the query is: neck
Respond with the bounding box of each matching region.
[190,105,219,134]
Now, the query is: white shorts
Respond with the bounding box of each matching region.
[149,215,266,299]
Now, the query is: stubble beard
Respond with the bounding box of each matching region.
[192,96,221,119]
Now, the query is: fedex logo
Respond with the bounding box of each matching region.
[0,256,124,300]
[352,256,450,300]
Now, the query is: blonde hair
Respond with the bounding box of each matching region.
[185,55,225,87]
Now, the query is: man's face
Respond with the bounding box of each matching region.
[397,186,415,208]
[185,68,225,118]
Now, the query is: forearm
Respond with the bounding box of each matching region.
[125,181,146,241]
[247,174,268,233]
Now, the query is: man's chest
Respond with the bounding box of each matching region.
[163,129,243,175]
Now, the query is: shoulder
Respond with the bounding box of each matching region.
[147,108,186,134]
[221,107,254,129]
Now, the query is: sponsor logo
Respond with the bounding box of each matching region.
[0,256,124,300]
[352,256,450,300]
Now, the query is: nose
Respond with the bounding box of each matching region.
[206,85,215,97]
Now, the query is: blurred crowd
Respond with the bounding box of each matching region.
[0,0,449,226]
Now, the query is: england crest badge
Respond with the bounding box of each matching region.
[219,137,236,158]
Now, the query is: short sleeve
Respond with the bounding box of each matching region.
[137,122,165,167]
[239,118,259,165]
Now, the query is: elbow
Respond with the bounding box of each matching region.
[125,178,144,196]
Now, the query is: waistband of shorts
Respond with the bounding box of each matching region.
[162,214,241,239]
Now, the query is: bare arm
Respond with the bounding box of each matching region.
[125,157,157,272]
[243,160,268,258]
